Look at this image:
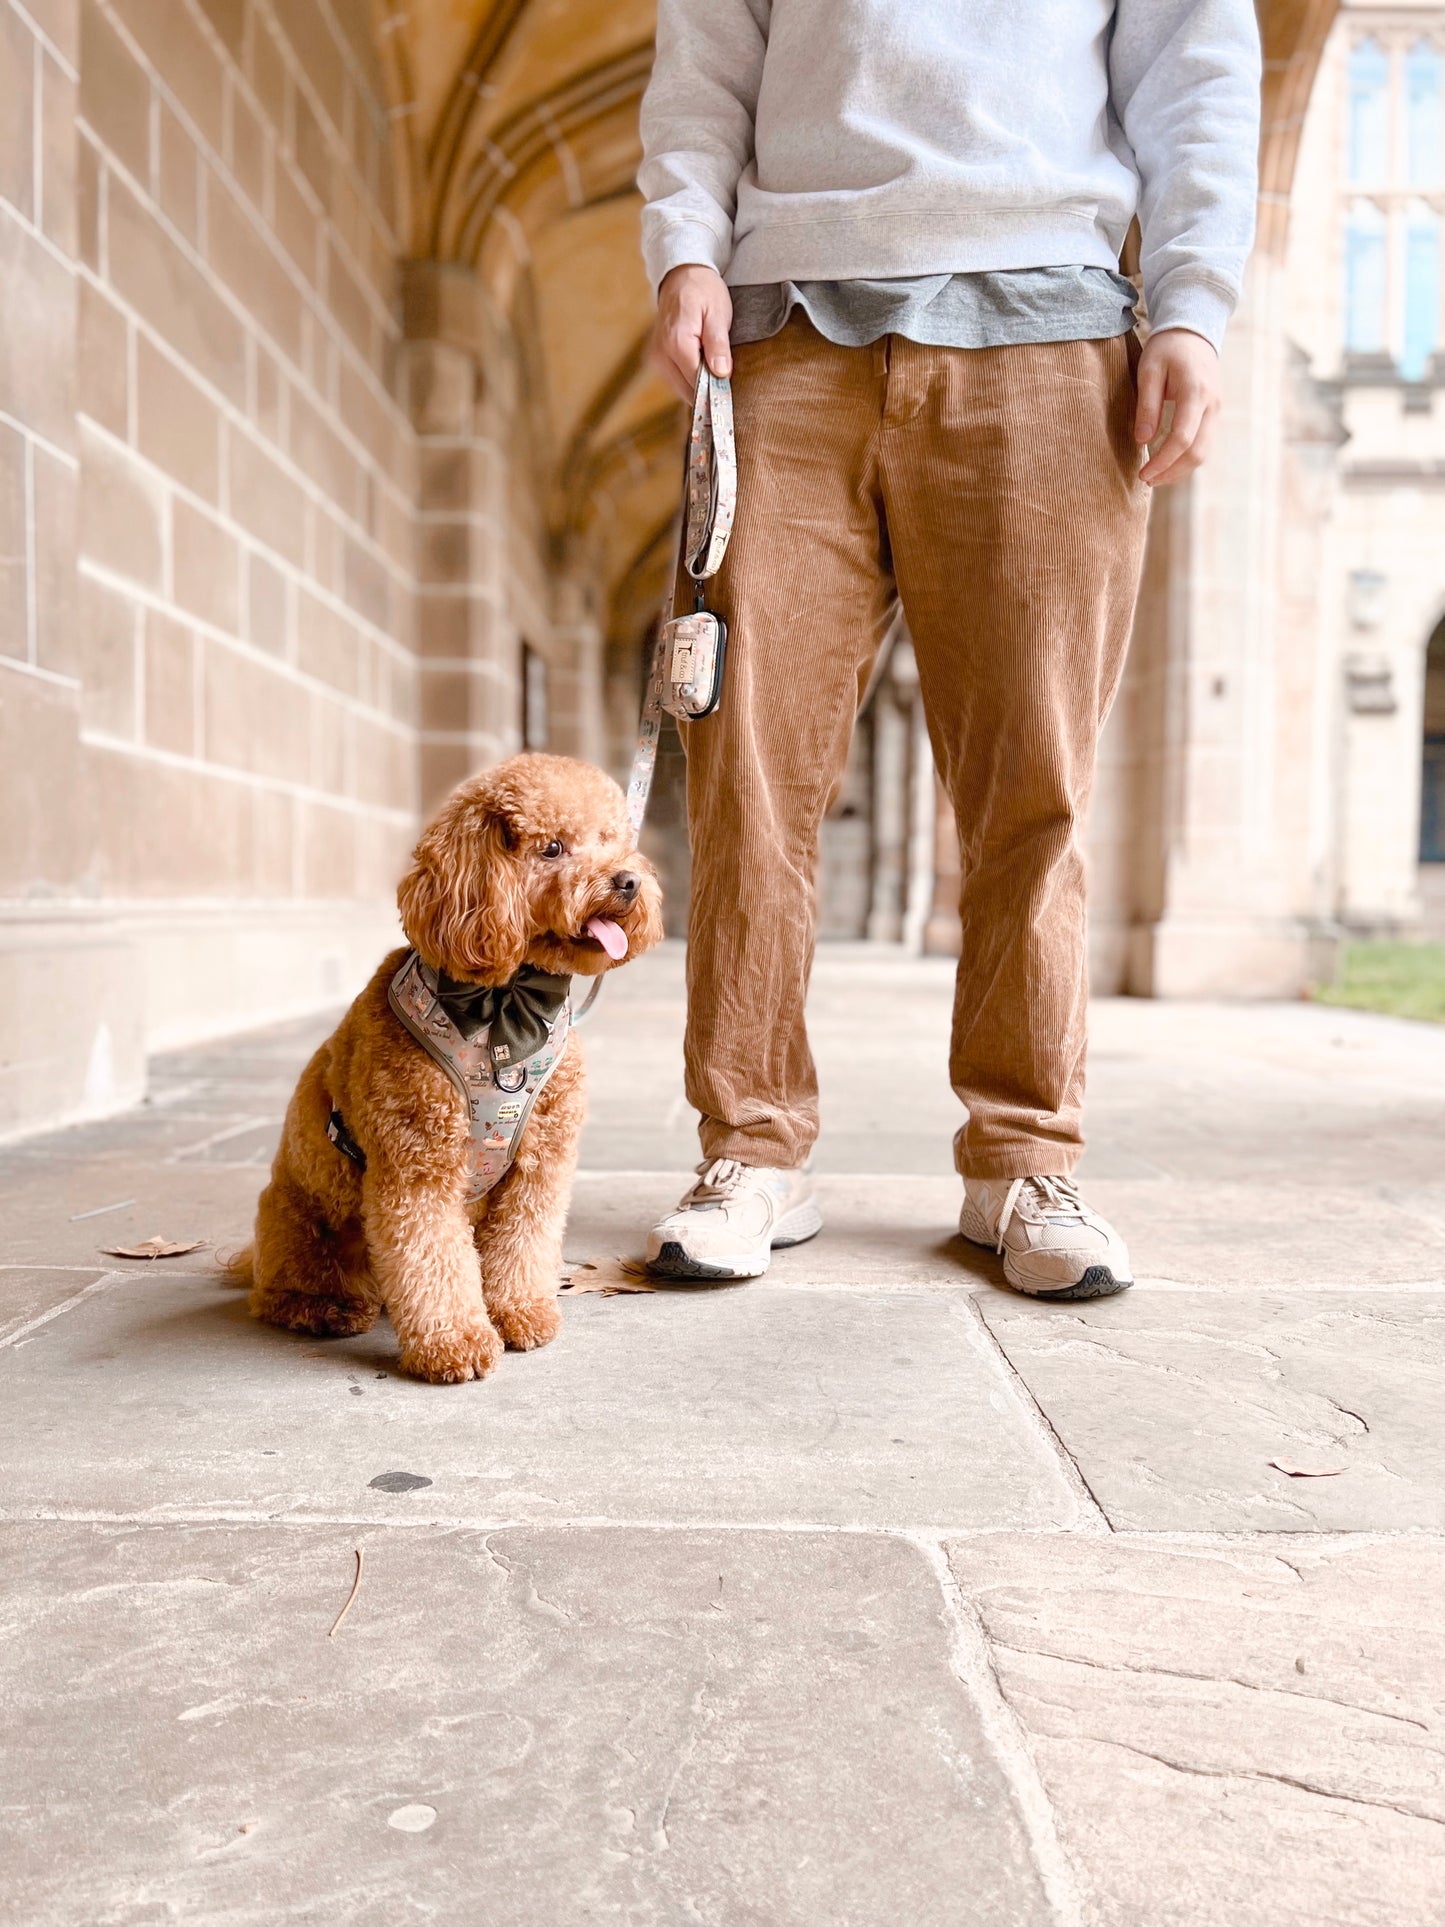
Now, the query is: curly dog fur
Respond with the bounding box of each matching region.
[228,753,663,1383]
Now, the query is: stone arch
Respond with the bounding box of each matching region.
[1259,0,1344,256]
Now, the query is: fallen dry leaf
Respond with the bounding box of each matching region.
[557,1256,657,1296]
[1270,1459,1345,1478]
[559,1272,656,1296]
[101,1237,210,1261]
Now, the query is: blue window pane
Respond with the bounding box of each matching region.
[1403,206,1441,379]
[1344,201,1389,353]
[1349,37,1391,183]
[1406,40,1444,186]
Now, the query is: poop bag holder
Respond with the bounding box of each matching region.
[625,365,736,841]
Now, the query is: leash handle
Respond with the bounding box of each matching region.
[625,363,735,845]
[684,366,736,582]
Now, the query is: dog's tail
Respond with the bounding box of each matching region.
[219,1245,255,1291]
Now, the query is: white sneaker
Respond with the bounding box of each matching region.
[646,1159,823,1280]
[959,1175,1132,1300]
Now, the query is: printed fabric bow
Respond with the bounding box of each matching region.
[433,964,571,1066]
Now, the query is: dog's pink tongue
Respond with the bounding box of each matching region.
[586,916,628,960]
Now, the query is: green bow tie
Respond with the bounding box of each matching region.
[433,964,572,1066]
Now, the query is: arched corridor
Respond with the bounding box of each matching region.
[0,0,1374,1139]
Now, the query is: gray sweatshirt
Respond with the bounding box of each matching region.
[639,0,1261,347]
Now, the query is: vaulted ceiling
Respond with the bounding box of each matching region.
[378,0,676,653]
[375,0,1339,654]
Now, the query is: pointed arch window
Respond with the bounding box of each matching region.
[1348,36,1391,184]
[1406,39,1444,186]
[1403,200,1441,379]
[1344,198,1389,353]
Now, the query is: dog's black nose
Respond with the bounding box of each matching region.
[611,871,640,900]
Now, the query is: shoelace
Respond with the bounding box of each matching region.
[994,1175,1088,1254]
[689,1157,754,1204]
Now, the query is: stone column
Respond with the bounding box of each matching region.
[922,775,963,958]
[1123,252,1341,996]
[547,568,607,765]
[403,262,520,814]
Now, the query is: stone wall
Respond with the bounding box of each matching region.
[0,0,420,1139]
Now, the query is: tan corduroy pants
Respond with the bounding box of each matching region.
[680,316,1150,1179]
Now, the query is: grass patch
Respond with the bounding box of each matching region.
[1315,941,1445,1024]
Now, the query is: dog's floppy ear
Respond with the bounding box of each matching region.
[397,798,530,985]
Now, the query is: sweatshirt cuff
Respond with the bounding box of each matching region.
[1147,278,1237,353]
[643,218,733,292]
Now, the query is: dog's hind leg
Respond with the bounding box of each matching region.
[249,1176,379,1338]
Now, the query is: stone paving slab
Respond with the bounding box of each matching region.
[0,1158,262,1268]
[0,1521,1051,1927]
[948,1533,1445,1927]
[0,1277,1079,1530]
[977,1291,1445,1531]
[1071,1181,1445,1287]
[6,955,1445,1922]
[0,1266,109,1345]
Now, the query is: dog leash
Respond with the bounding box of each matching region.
[625,364,736,843]
[570,368,732,1033]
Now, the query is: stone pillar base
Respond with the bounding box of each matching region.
[1126,917,1340,999]
[0,901,402,1143]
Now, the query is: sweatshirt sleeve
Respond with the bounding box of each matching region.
[637,0,771,291]
[1109,0,1262,348]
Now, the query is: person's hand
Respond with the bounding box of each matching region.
[1134,329,1221,486]
[650,264,733,403]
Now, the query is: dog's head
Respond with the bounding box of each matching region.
[397,753,664,984]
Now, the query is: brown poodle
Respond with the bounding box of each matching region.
[227,754,663,1383]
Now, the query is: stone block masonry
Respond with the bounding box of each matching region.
[0,1,559,1140]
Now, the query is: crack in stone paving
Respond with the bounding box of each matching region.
[1090,1738,1445,1828]
[992,1643,1431,1730]
[952,1299,1113,1535]
[997,1327,1380,1450]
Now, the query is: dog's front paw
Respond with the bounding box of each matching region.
[491,1294,562,1352]
[399,1318,504,1384]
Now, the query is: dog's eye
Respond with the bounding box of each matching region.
[540,838,564,859]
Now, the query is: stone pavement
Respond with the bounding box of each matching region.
[2,943,1444,1925]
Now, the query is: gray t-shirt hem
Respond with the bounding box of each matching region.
[729,267,1138,351]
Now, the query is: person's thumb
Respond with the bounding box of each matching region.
[701,302,732,380]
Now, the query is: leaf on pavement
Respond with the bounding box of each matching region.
[1269,1459,1345,1478]
[559,1257,656,1296]
[101,1237,210,1261]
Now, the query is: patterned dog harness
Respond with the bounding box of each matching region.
[384,950,572,1200]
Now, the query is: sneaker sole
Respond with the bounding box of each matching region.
[1002,1261,1133,1302]
[646,1200,824,1282]
[959,1220,1133,1302]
